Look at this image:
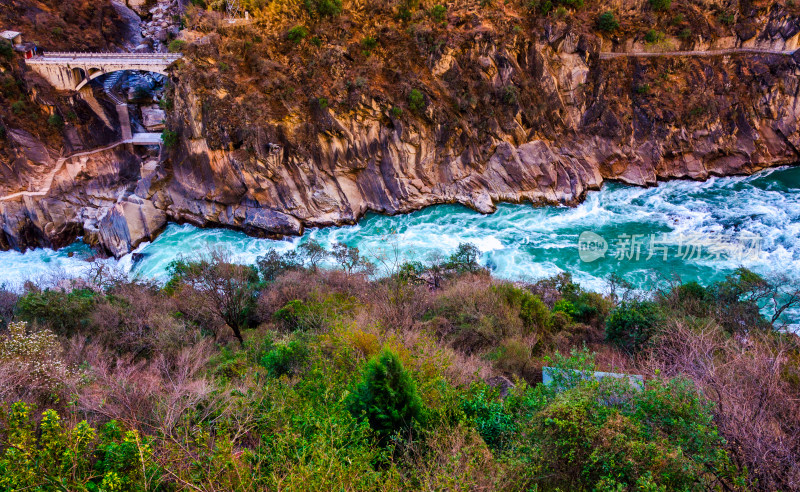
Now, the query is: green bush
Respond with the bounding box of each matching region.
[460,385,516,450]
[303,0,342,17]
[408,88,425,112]
[347,349,424,441]
[11,100,25,115]
[597,11,620,32]
[529,377,739,490]
[287,25,309,44]
[161,129,178,147]
[644,29,665,43]
[446,242,482,273]
[429,4,447,23]
[261,339,310,377]
[273,295,355,332]
[528,0,583,14]
[167,39,186,53]
[0,403,160,490]
[257,249,303,282]
[361,36,378,53]
[605,300,663,352]
[649,0,671,11]
[390,106,403,118]
[47,113,64,130]
[0,40,12,60]
[17,288,98,336]
[718,12,735,26]
[494,284,551,333]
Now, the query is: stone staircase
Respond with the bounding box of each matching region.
[101,72,134,141]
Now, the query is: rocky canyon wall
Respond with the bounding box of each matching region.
[2,1,800,257]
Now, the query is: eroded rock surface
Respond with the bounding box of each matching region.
[2,7,800,257]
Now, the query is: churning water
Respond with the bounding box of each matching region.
[1,166,798,322]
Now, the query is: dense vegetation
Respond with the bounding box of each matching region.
[0,241,798,490]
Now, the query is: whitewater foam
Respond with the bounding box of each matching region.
[0,166,798,324]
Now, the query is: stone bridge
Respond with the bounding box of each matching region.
[24,52,182,91]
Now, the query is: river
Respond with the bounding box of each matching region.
[1,166,798,323]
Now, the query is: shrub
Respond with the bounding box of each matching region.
[17,288,97,336]
[47,113,64,130]
[161,129,178,147]
[529,0,553,15]
[361,36,378,54]
[460,384,516,450]
[257,249,303,282]
[529,376,739,490]
[635,83,651,94]
[718,12,735,25]
[429,4,447,23]
[446,242,483,273]
[0,404,159,490]
[260,339,310,377]
[287,25,309,44]
[167,39,186,53]
[273,294,355,332]
[0,40,12,60]
[303,0,342,17]
[501,84,519,105]
[605,300,663,352]
[678,27,693,40]
[644,29,665,43]
[493,284,551,334]
[597,11,619,32]
[649,0,671,11]
[0,322,78,402]
[390,106,403,118]
[347,349,424,441]
[408,88,425,112]
[11,100,25,115]
[0,286,17,329]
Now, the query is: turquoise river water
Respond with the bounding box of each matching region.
[1,166,798,324]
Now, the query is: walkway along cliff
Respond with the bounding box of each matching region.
[3,1,800,257]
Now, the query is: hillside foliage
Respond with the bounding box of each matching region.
[0,241,797,490]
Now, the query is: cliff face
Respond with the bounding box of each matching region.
[2,0,800,257]
[156,4,800,239]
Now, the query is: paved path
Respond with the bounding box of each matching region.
[599,47,798,59]
[0,138,157,202]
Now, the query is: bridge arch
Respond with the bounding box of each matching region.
[25,52,182,91]
[74,67,169,91]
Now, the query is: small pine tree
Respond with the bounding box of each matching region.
[597,11,620,32]
[347,349,424,441]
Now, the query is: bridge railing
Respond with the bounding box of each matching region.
[38,52,182,59]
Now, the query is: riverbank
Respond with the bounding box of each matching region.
[2,165,797,324]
